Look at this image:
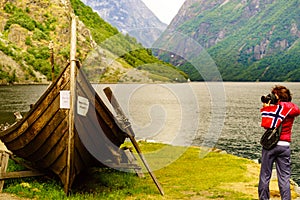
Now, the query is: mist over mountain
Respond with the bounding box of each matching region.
[154,0,300,81]
[81,0,167,48]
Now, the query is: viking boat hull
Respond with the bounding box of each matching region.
[0,62,127,193]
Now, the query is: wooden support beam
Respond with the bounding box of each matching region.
[0,151,9,192]
[103,87,164,196]
[0,171,45,180]
[123,148,144,178]
[0,150,45,192]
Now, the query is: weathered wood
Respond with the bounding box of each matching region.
[0,151,9,192]
[76,68,125,145]
[0,15,127,195]
[49,41,55,82]
[0,151,45,192]
[66,13,77,195]
[0,171,45,180]
[123,148,144,178]
[103,87,164,196]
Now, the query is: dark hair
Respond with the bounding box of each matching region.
[271,85,292,102]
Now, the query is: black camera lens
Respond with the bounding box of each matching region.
[261,93,278,104]
[261,95,270,103]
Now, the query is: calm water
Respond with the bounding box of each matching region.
[1,82,300,184]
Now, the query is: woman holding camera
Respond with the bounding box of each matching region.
[258,85,300,200]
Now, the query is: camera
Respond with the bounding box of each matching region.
[261,93,278,104]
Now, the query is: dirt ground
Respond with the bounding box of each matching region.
[221,162,300,200]
[0,193,30,200]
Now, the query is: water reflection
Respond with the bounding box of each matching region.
[0,85,48,123]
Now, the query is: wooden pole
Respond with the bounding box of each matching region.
[103,87,164,196]
[49,41,55,82]
[66,14,77,194]
[0,151,9,192]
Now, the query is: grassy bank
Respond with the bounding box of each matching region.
[2,141,299,199]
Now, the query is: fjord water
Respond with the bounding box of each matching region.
[1,82,300,184]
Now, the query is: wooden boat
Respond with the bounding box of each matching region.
[0,16,164,196]
[0,17,128,194]
[0,60,128,193]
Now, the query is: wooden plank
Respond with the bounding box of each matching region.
[124,149,144,178]
[0,170,45,180]
[0,152,9,192]
[24,117,68,162]
[13,110,67,158]
[8,96,63,151]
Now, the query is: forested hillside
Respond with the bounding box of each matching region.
[71,0,187,82]
[0,0,187,84]
[154,0,300,81]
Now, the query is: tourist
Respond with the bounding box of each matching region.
[258,85,300,199]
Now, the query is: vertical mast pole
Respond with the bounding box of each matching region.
[49,40,55,82]
[66,14,77,194]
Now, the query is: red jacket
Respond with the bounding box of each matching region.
[278,102,300,142]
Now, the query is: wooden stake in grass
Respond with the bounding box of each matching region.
[103,87,164,196]
[66,14,77,194]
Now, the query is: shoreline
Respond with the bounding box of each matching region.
[2,81,300,86]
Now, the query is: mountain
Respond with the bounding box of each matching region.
[154,0,300,81]
[81,0,167,48]
[0,0,187,84]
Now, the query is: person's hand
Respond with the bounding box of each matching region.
[263,100,271,107]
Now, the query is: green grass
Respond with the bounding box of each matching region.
[3,142,257,199]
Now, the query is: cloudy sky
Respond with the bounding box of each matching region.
[141,0,186,24]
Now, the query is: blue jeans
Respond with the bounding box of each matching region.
[258,145,291,200]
